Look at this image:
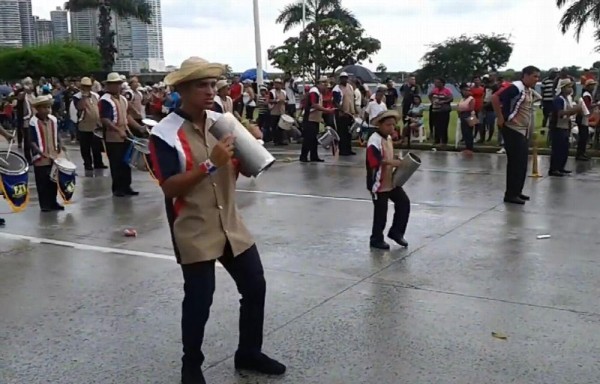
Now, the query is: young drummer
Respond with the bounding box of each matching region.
[29,95,64,212]
[366,110,411,250]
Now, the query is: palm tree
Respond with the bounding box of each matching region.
[276,0,360,32]
[65,0,153,71]
[556,0,600,49]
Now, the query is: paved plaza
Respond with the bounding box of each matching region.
[1,145,599,384]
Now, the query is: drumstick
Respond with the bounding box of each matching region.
[5,138,14,160]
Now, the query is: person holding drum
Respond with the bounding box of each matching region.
[99,72,145,197]
[366,110,411,250]
[28,95,65,212]
[73,77,106,171]
[149,57,286,384]
[300,76,335,163]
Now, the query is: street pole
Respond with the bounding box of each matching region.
[302,0,306,30]
[253,0,264,86]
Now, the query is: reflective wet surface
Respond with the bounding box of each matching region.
[1,144,599,384]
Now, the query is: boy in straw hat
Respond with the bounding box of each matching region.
[29,95,64,212]
[99,72,145,197]
[149,57,285,384]
[367,109,411,250]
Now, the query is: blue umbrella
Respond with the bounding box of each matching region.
[0,85,12,96]
[240,68,269,82]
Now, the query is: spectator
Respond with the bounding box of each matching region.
[428,78,453,146]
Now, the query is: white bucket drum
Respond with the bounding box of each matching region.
[318,127,340,149]
[127,138,151,171]
[278,114,295,131]
[50,158,77,183]
[142,118,158,128]
[392,153,421,187]
[350,117,367,139]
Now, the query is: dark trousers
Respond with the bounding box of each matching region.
[549,128,570,172]
[300,121,320,160]
[181,243,266,367]
[431,111,450,145]
[234,100,244,116]
[34,165,58,210]
[257,112,270,141]
[105,141,132,193]
[483,110,496,141]
[502,127,528,198]
[17,123,32,163]
[285,103,296,117]
[245,106,256,121]
[269,115,287,144]
[577,124,589,157]
[459,112,474,150]
[79,131,104,169]
[401,102,411,119]
[336,114,353,155]
[370,187,410,243]
[542,101,554,127]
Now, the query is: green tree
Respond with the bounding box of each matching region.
[0,44,101,79]
[65,0,153,71]
[556,0,600,50]
[376,63,388,73]
[268,19,380,78]
[418,34,513,83]
[276,0,360,32]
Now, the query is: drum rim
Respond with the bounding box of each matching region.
[0,150,29,175]
[53,158,77,172]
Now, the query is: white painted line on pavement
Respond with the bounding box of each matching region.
[237,189,420,206]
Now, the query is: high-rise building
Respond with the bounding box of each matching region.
[18,0,35,46]
[50,6,69,42]
[113,0,165,73]
[0,0,23,48]
[35,18,54,46]
[70,8,98,47]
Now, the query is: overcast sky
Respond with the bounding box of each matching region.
[34,0,599,72]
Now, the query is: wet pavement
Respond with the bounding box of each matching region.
[1,144,599,384]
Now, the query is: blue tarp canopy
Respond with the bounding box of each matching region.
[240,68,269,81]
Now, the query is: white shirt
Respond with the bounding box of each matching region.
[354,88,362,110]
[285,84,296,105]
[364,100,387,124]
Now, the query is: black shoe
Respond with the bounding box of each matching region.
[310,158,324,162]
[84,166,94,171]
[370,240,390,250]
[299,158,309,163]
[53,204,65,211]
[519,194,530,201]
[548,170,564,177]
[503,196,525,205]
[559,169,572,174]
[41,207,54,212]
[181,366,206,384]
[125,189,140,196]
[388,232,408,247]
[0,217,5,226]
[234,352,286,375]
[576,156,590,161]
[113,191,126,197]
[94,164,108,169]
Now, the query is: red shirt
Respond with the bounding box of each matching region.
[471,86,484,112]
[230,83,243,102]
[322,89,334,108]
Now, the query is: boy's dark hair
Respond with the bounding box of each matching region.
[521,66,540,77]
[459,83,469,90]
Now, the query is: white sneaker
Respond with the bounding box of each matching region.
[496,147,506,154]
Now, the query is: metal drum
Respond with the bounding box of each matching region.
[278,114,295,131]
[127,138,151,171]
[317,126,340,149]
[392,152,421,187]
[50,158,77,182]
[350,117,366,139]
[0,150,28,176]
[210,112,276,177]
[0,150,30,212]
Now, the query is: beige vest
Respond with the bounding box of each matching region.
[32,116,59,167]
[380,135,394,192]
[270,89,286,116]
[340,84,356,114]
[128,89,145,119]
[78,94,100,132]
[103,94,129,143]
[308,88,323,123]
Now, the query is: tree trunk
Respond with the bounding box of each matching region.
[97,1,117,72]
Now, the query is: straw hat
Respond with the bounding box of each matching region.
[105,72,123,83]
[273,78,283,83]
[164,57,225,86]
[80,77,93,87]
[31,95,54,107]
[216,79,229,90]
[585,79,597,86]
[371,110,401,126]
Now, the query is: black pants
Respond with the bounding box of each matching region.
[17,123,32,163]
[234,100,244,116]
[401,102,411,119]
[577,124,589,157]
[285,104,296,117]
[105,142,132,193]
[336,114,353,155]
[542,101,554,128]
[181,243,266,367]
[459,112,474,150]
[79,131,104,169]
[502,127,528,198]
[300,121,320,160]
[34,165,58,210]
[431,111,450,145]
[269,115,287,144]
[550,128,570,172]
[370,187,410,243]
[245,106,256,121]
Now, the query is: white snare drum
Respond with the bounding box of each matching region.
[141,118,158,128]
[127,138,151,171]
[50,158,77,182]
[318,127,340,149]
[278,114,295,131]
